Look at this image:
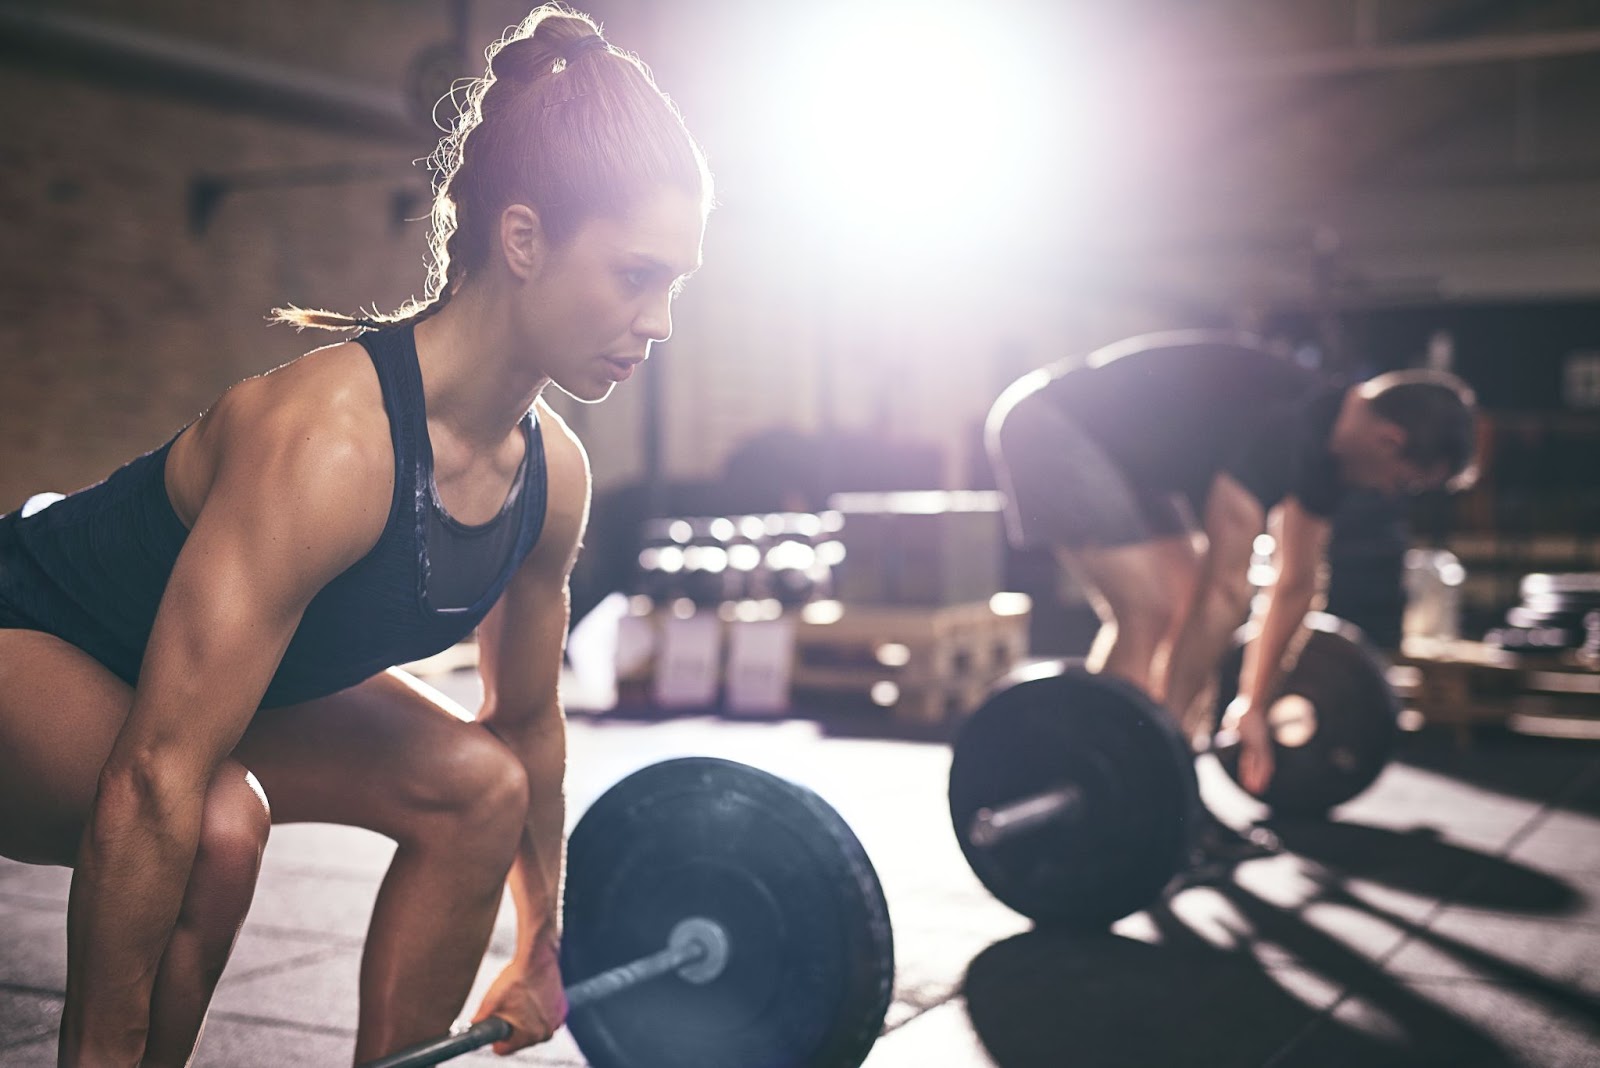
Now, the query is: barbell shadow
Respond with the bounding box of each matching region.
[960,819,1590,1068]
[1260,820,1580,915]
[1197,864,1597,1066]
[1291,868,1600,1030]
[960,927,1388,1068]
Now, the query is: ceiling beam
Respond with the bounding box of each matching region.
[1193,27,1600,82]
[0,3,421,141]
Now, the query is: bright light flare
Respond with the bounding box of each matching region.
[764,2,1113,249]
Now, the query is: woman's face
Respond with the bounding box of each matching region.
[513,187,705,404]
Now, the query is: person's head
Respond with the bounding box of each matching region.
[276,4,713,402]
[1331,369,1479,496]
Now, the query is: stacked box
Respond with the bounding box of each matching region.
[828,490,1007,606]
[790,597,1031,725]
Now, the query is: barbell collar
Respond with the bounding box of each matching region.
[567,916,724,1007]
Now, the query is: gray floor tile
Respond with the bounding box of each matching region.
[188,1017,357,1068]
[207,946,366,1031]
[0,861,71,907]
[0,892,344,999]
[1387,908,1600,999]
[240,864,386,940]
[0,988,61,1056]
[1281,978,1600,1067]
[1508,809,1600,875]
[0,905,68,992]
[864,999,996,1067]
[258,822,397,879]
[1331,765,1547,854]
[0,1037,55,1068]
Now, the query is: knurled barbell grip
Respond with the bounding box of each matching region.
[967,783,1085,848]
[358,918,726,1068]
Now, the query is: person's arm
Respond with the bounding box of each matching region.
[62,393,389,1066]
[1161,473,1264,727]
[471,403,591,1053]
[1234,496,1330,719]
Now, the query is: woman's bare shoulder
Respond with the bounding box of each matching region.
[169,340,395,534]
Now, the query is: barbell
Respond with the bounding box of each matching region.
[362,757,895,1068]
[948,613,1398,927]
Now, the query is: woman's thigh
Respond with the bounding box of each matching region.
[232,669,524,841]
[0,628,132,865]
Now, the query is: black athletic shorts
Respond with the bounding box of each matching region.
[0,499,60,634]
[986,375,1193,551]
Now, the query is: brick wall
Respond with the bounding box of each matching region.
[0,0,640,510]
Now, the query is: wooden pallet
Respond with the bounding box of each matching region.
[1393,637,1600,742]
[604,595,1032,724]
[790,595,1031,724]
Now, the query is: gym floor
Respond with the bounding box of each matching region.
[2,669,1597,1067]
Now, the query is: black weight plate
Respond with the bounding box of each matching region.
[1213,613,1399,816]
[562,758,893,1068]
[948,662,1197,928]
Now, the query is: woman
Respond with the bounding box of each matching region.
[0,5,712,1064]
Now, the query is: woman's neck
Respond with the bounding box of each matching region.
[412,284,549,450]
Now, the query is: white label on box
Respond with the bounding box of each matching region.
[725,617,797,716]
[653,614,722,708]
[613,612,657,681]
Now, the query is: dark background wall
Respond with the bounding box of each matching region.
[4,0,1600,517]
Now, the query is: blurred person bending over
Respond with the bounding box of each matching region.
[986,331,1476,855]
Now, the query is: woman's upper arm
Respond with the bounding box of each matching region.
[106,401,391,782]
[478,406,592,720]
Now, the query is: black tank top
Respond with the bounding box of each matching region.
[0,321,547,708]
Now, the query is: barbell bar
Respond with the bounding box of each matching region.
[361,917,732,1068]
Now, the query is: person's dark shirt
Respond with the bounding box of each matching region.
[1031,334,1347,518]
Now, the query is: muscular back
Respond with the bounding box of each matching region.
[163,342,394,541]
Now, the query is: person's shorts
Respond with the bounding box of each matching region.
[0,503,56,633]
[0,595,36,631]
[985,377,1192,551]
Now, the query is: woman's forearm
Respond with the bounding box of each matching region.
[496,716,568,963]
[61,766,204,1066]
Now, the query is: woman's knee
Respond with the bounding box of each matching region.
[161,764,269,968]
[191,763,270,904]
[411,729,530,845]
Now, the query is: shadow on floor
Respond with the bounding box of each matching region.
[1393,727,1600,817]
[964,929,1337,1068]
[963,822,1595,1068]
[1263,819,1580,914]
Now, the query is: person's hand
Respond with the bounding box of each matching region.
[471,939,567,1055]
[1220,696,1275,796]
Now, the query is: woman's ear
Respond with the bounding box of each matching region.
[499,204,547,280]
